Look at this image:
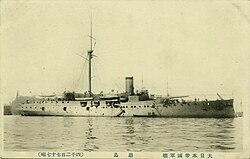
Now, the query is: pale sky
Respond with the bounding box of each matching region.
[1,0,249,109]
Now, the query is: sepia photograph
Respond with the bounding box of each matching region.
[1,0,249,158]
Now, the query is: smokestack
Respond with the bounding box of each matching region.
[125,77,134,95]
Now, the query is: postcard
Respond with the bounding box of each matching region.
[1,0,249,158]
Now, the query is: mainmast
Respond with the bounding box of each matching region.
[167,81,170,97]
[88,14,93,97]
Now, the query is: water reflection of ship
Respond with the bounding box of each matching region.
[123,118,136,150]
[84,118,99,151]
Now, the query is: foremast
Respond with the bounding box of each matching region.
[88,14,94,98]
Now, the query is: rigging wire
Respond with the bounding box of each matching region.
[73,56,88,92]
[94,58,124,92]
[92,60,100,93]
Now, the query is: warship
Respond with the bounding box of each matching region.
[19,76,235,118]
[19,19,235,118]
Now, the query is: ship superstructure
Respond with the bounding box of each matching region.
[118,77,235,118]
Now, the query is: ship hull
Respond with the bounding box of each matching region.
[20,101,124,117]
[120,99,235,118]
[19,99,235,118]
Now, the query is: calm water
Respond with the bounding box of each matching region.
[4,116,242,152]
